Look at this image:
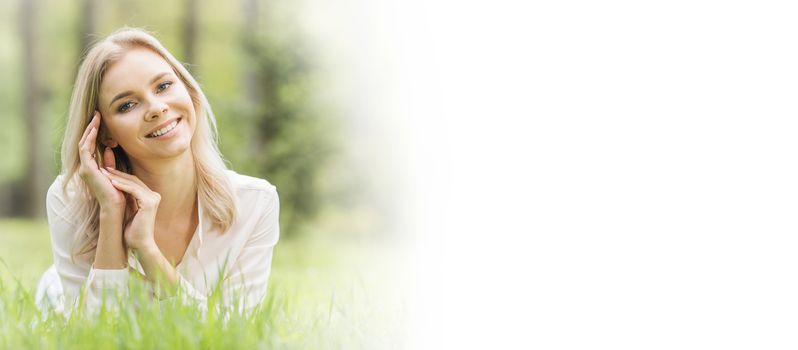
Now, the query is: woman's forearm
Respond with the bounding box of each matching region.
[136,243,179,298]
[93,207,128,269]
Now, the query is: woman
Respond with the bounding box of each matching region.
[35,27,280,317]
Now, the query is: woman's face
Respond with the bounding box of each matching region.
[98,47,197,162]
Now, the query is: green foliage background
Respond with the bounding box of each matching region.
[0,0,366,238]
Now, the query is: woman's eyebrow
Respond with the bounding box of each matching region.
[108,71,173,108]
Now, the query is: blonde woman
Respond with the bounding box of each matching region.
[35,28,280,317]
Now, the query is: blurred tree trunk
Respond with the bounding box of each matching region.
[237,0,331,236]
[79,0,97,56]
[241,0,260,103]
[183,0,198,70]
[20,0,48,218]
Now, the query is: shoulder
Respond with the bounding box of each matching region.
[224,169,279,204]
[47,175,65,198]
[223,170,280,239]
[46,175,78,209]
[225,169,277,193]
[46,174,81,229]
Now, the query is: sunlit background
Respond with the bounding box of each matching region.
[0,0,413,348]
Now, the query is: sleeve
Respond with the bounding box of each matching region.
[46,178,129,316]
[164,186,280,317]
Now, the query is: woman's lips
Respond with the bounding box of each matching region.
[146,118,181,139]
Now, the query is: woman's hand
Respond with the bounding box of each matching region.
[99,167,161,252]
[78,111,125,211]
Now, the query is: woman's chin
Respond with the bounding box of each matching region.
[141,137,192,159]
[159,140,192,157]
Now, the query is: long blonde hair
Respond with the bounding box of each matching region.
[61,27,236,259]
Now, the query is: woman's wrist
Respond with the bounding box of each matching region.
[133,240,160,258]
[99,204,125,217]
[133,240,178,297]
[95,203,128,269]
[98,206,124,239]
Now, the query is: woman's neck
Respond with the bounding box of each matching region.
[129,150,197,224]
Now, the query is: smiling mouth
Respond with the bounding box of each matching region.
[145,118,181,138]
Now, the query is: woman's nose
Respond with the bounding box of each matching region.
[144,100,169,122]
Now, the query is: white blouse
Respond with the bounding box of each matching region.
[45,170,280,316]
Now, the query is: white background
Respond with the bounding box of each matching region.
[303,0,798,348]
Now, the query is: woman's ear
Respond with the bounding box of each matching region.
[102,138,118,148]
[97,123,118,148]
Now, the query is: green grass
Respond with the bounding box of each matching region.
[0,220,409,349]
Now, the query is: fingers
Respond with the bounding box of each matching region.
[78,128,99,170]
[87,128,97,155]
[105,167,147,188]
[102,173,143,200]
[103,146,116,170]
[100,168,160,209]
[78,111,101,167]
[79,112,98,146]
[126,192,139,214]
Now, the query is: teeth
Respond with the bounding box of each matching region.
[148,120,178,138]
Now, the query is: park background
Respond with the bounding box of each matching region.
[0,0,416,348]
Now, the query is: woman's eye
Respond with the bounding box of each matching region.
[156,81,172,93]
[118,101,135,113]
